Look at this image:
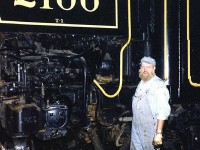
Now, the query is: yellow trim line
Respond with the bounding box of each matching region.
[187,0,200,86]
[93,0,132,98]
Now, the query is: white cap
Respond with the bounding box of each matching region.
[140,56,156,66]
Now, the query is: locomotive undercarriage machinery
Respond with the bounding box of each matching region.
[0,33,131,150]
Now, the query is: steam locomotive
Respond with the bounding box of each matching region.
[0,0,199,150]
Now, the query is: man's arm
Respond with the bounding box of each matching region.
[156,119,165,133]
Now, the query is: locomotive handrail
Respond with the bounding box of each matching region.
[93,0,132,98]
[164,0,169,81]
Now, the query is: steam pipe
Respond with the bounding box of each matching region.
[89,128,104,150]
[78,56,88,122]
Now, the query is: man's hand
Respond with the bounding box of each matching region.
[152,133,163,146]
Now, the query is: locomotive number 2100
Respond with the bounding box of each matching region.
[14,0,100,12]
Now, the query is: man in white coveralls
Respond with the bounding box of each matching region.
[130,56,171,150]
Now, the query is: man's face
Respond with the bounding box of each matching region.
[139,62,155,81]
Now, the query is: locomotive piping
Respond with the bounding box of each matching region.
[93,0,132,98]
